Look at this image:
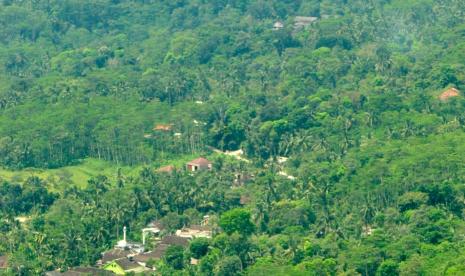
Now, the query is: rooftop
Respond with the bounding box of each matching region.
[46,268,115,276]
[157,165,175,173]
[176,225,213,239]
[71,267,115,275]
[295,16,318,23]
[0,255,8,269]
[240,195,252,205]
[439,87,460,101]
[294,16,318,29]
[187,157,212,166]
[147,220,166,230]
[187,225,212,232]
[101,249,129,264]
[160,235,190,247]
[273,21,284,30]
[114,258,143,271]
[133,244,170,263]
[153,124,173,131]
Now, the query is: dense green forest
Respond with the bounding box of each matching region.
[0,0,465,275]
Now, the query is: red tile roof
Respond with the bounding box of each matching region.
[187,157,212,166]
[157,165,175,173]
[0,255,7,269]
[439,87,460,101]
[153,124,173,131]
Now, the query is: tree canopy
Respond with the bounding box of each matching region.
[0,0,464,275]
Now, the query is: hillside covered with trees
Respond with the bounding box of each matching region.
[0,0,465,275]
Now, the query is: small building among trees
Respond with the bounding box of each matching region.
[153,124,173,132]
[157,165,175,174]
[45,267,115,275]
[186,157,212,172]
[0,256,8,271]
[273,21,284,30]
[176,225,213,239]
[294,16,318,30]
[439,87,460,101]
[103,258,148,275]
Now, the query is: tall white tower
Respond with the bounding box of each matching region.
[116,226,128,248]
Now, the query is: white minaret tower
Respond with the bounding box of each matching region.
[116,226,128,249]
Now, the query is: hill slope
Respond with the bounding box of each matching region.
[0,0,464,275]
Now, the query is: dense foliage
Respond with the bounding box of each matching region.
[0,0,465,275]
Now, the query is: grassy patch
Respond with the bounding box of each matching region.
[0,152,216,191]
[0,158,139,190]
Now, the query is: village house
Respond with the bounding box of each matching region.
[100,248,130,265]
[96,220,214,274]
[273,21,284,30]
[103,257,149,275]
[99,227,144,266]
[439,87,460,101]
[175,218,213,239]
[176,225,213,239]
[0,255,8,271]
[191,258,200,265]
[186,157,212,172]
[240,195,252,206]
[45,267,115,276]
[114,227,144,253]
[124,236,190,272]
[159,235,190,247]
[294,16,318,30]
[146,220,166,233]
[132,244,170,268]
[156,165,176,174]
[153,124,173,132]
[234,172,253,186]
[142,220,166,245]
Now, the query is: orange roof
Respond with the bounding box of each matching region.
[187,157,212,166]
[157,165,175,173]
[153,124,173,131]
[0,255,8,269]
[439,87,460,101]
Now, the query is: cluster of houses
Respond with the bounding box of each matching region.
[99,217,213,275]
[41,154,252,275]
[45,217,213,275]
[1,122,297,276]
[0,157,218,276]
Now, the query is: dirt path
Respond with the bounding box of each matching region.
[211,147,297,180]
[211,148,251,163]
